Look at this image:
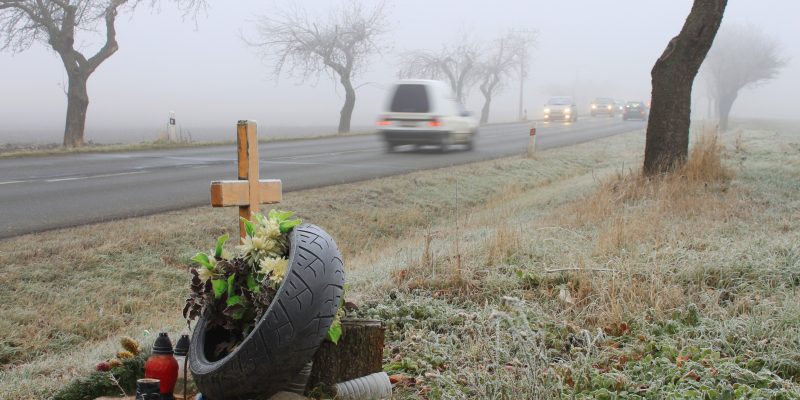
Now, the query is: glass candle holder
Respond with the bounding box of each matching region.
[144,332,179,399]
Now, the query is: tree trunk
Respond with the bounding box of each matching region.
[643,0,728,176]
[480,92,492,124]
[716,91,737,132]
[306,319,385,397]
[63,72,90,147]
[48,2,121,148]
[454,86,465,105]
[338,74,356,134]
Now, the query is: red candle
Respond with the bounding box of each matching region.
[144,332,179,397]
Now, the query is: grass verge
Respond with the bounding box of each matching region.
[1,124,799,398]
[0,130,376,159]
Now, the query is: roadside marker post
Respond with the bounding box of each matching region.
[527,122,537,158]
[210,120,282,241]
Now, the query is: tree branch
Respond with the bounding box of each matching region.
[85,0,124,73]
[249,0,386,85]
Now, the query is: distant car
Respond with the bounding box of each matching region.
[615,100,626,114]
[377,79,478,153]
[544,96,577,123]
[590,98,616,117]
[622,101,648,120]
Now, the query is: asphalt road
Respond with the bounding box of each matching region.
[0,118,645,238]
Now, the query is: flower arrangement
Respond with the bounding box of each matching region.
[183,210,343,358]
[53,337,146,400]
[95,336,142,372]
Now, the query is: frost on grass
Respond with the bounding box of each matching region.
[350,130,800,399]
[3,128,800,399]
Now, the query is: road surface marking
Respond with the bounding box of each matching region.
[3,171,147,185]
[45,176,86,182]
[263,160,395,169]
[84,171,146,180]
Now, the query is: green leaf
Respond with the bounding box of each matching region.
[327,321,342,344]
[214,234,229,259]
[253,213,267,225]
[279,219,302,233]
[227,274,236,298]
[191,252,214,269]
[270,209,295,223]
[240,218,255,237]
[211,279,227,299]
[226,295,242,307]
[246,274,260,292]
[223,303,245,320]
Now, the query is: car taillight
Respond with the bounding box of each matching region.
[377,119,391,126]
[428,118,442,127]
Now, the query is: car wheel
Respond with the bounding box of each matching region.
[189,224,345,400]
[465,131,476,151]
[385,141,396,153]
[439,134,452,153]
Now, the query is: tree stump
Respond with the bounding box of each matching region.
[306,319,385,397]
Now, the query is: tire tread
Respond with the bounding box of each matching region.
[189,224,345,399]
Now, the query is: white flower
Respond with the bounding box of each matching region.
[240,235,277,253]
[257,219,282,240]
[259,257,289,284]
[237,237,254,255]
[197,266,215,281]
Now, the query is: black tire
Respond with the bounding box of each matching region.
[385,141,396,153]
[439,135,451,153]
[189,224,345,400]
[465,130,477,151]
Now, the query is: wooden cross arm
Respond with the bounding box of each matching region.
[210,179,282,207]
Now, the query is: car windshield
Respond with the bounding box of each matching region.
[390,84,430,113]
[594,98,613,104]
[548,97,572,105]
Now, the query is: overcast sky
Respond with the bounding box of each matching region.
[0,0,797,144]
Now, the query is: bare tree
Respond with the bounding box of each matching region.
[0,0,204,147]
[398,35,480,104]
[703,24,787,132]
[643,0,727,176]
[250,1,387,134]
[476,36,516,124]
[506,29,536,120]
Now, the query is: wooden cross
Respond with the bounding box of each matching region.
[210,120,282,240]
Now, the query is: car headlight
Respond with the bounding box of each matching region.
[591,104,597,109]
[544,108,550,113]
[564,108,571,113]
[607,105,612,110]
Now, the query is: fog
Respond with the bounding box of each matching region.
[0,0,797,144]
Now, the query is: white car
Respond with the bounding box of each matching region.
[377,79,478,153]
[543,96,578,123]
